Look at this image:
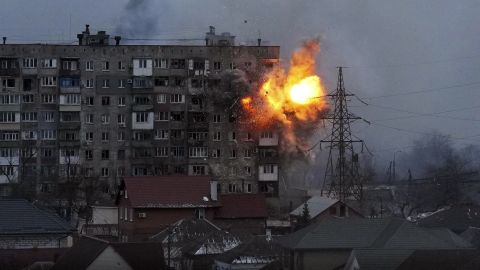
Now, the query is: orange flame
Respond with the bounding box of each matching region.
[242,39,327,149]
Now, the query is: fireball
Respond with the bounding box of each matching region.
[241,39,327,149]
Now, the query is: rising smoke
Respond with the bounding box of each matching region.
[115,0,160,37]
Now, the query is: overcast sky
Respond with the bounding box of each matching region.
[1,0,480,177]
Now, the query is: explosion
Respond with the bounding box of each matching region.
[241,39,327,149]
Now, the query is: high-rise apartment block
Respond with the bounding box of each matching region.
[0,26,280,201]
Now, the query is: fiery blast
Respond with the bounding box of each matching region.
[241,39,327,150]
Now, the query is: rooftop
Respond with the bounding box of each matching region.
[0,199,74,235]
[120,176,220,208]
[415,204,480,233]
[216,194,268,219]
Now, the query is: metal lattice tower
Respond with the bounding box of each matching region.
[321,67,364,201]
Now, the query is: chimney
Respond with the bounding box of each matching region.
[2,37,6,45]
[77,34,83,45]
[210,181,218,201]
[257,38,262,46]
[85,24,90,34]
[114,36,121,46]
[205,38,209,46]
[209,26,215,34]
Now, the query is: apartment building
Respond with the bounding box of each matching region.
[0,25,280,202]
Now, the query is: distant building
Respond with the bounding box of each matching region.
[278,217,473,270]
[51,235,165,270]
[117,176,220,241]
[0,25,281,207]
[215,193,268,235]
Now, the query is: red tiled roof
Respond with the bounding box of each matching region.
[216,194,268,219]
[123,176,220,208]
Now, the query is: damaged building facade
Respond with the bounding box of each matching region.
[0,25,281,201]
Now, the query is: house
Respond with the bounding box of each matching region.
[214,235,283,270]
[415,204,480,234]
[117,176,221,241]
[0,199,75,269]
[51,235,165,270]
[150,218,241,270]
[278,217,473,270]
[214,194,268,235]
[289,196,362,226]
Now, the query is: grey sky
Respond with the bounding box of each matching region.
[1,0,480,177]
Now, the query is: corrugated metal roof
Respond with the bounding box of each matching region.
[0,199,74,235]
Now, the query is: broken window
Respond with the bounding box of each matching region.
[154,77,169,87]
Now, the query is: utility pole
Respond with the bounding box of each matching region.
[321,67,366,202]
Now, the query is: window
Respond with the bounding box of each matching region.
[118,96,126,106]
[135,112,149,123]
[170,94,184,103]
[244,149,252,158]
[245,183,252,193]
[21,112,37,122]
[155,129,169,140]
[85,96,94,106]
[192,166,206,176]
[22,130,37,140]
[157,94,167,104]
[154,58,168,68]
[41,58,57,68]
[118,61,125,70]
[117,114,126,125]
[0,132,19,141]
[244,166,252,176]
[102,79,110,88]
[101,114,110,124]
[212,149,221,158]
[41,94,56,104]
[246,132,253,141]
[63,94,80,105]
[117,149,125,160]
[102,61,110,71]
[155,147,168,157]
[0,148,18,158]
[40,130,56,140]
[261,131,274,138]
[42,148,53,158]
[0,95,19,104]
[118,131,125,141]
[118,79,126,88]
[134,95,151,105]
[170,59,186,69]
[171,146,185,157]
[101,150,110,160]
[154,77,169,86]
[43,112,55,122]
[230,149,237,158]
[139,59,148,68]
[101,132,109,141]
[0,112,17,123]
[189,147,208,158]
[86,60,94,71]
[263,164,275,174]
[213,114,221,123]
[170,112,184,121]
[154,112,169,121]
[85,79,94,88]
[22,94,34,103]
[85,150,93,160]
[23,58,37,68]
[229,131,236,141]
[40,76,57,86]
[228,183,237,193]
[22,79,32,91]
[213,61,221,70]
[213,131,221,141]
[85,132,93,141]
[101,167,109,177]
[85,114,94,124]
[2,78,15,88]
[62,60,78,71]
[101,96,110,105]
